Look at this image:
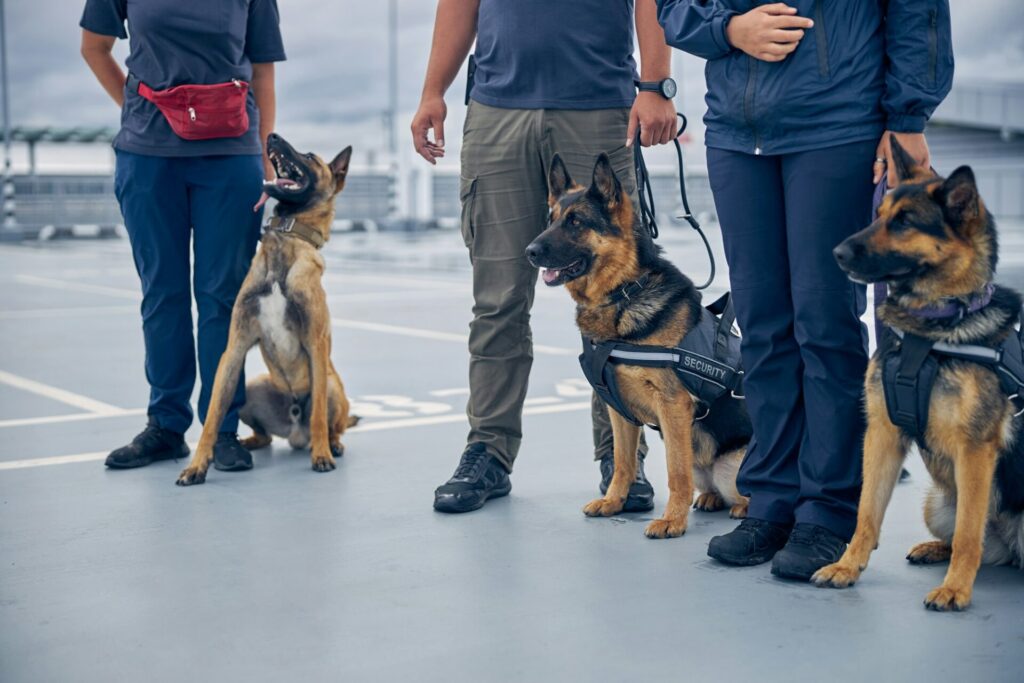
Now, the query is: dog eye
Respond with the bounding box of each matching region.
[305,153,314,160]
[568,215,581,228]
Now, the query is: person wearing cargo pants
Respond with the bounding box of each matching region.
[411,0,679,513]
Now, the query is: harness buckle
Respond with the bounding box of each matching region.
[278,218,296,233]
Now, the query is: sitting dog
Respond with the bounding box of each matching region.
[177,134,354,485]
[526,154,751,538]
[813,138,1024,610]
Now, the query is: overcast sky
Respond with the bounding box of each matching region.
[4,0,1023,172]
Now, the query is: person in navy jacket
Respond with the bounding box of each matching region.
[656,0,953,579]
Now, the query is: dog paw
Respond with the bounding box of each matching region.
[329,443,345,460]
[924,584,971,612]
[729,502,749,519]
[176,467,207,486]
[644,516,687,539]
[346,414,361,428]
[811,562,860,588]
[311,453,337,472]
[906,541,952,565]
[239,434,272,451]
[693,492,725,512]
[583,497,624,517]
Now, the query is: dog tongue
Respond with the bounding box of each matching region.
[542,269,560,284]
[253,191,270,212]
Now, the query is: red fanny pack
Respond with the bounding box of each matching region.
[135,77,250,141]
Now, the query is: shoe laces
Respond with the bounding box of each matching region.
[788,524,827,547]
[216,432,240,445]
[453,446,490,479]
[133,423,171,450]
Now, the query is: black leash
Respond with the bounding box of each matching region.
[633,112,716,290]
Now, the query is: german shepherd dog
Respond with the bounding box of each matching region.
[176,134,355,485]
[813,138,1024,610]
[526,154,751,538]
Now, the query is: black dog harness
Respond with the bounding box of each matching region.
[880,315,1024,441]
[580,289,745,427]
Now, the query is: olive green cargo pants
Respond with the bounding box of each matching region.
[459,101,648,471]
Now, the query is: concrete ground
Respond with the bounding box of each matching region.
[1,226,1023,682]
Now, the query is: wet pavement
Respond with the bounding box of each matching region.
[1,226,1023,682]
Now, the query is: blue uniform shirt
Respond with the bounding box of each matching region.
[471,0,638,110]
[80,0,286,157]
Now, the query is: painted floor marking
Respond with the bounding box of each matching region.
[14,274,142,300]
[0,369,125,414]
[0,400,591,471]
[331,318,576,356]
[0,408,146,429]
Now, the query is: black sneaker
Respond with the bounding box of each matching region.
[105,419,189,469]
[771,523,847,581]
[707,518,791,566]
[599,453,655,512]
[213,432,254,472]
[433,443,511,513]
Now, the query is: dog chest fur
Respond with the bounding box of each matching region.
[257,282,302,363]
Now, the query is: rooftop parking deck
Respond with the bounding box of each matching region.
[1,228,1023,682]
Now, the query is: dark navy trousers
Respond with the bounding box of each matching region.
[114,151,264,435]
[707,140,875,540]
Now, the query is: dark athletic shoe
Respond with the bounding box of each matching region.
[213,432,254,472]
[598,453,655,512]
[707,518,791,566]
[433,443,511,513]
[771,523,847,581]
[105,420,189,469]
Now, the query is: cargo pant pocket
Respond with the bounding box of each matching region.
[459,175,478,250]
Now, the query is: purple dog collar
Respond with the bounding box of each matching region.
[904,283,996,321]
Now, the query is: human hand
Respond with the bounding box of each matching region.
[725,3,813,63]
[411,96,447,165]
[626,92,678,148]
[875,132,931,187]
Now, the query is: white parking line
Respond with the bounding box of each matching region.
[13,274,142,300]
[0,408,147,429]
[331,318,576,356]
[0,304,138,320]
[0,400,591,471]
[0,369,125,414]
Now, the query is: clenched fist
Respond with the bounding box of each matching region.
[726,3,814,63]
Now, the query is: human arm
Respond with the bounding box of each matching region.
[629,0,677,147]
[251,63,277,180]
[410,0,479,164]
[80,29,125,107]
[656,1,811,63]
[875,0,953,185]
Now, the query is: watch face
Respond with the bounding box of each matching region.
[661,78,677,99]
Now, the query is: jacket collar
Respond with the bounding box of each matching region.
[263,216,325,249]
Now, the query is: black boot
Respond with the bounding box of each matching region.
[105,419,189,469]
[598,453,655,512]
[771,523,847,581]
[213,432,254,472]
[707,518,791,566]
[433,443,511,513]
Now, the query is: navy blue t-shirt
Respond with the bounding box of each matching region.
[471,0,637,110]
[80,0,286,157]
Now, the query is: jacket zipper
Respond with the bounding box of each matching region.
[743,56,761,155]
[927,7,938,86]
[813,0,830,79]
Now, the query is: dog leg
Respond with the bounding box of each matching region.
[177,322,257,486]
[240,433,272,450]
[711,446,748,518]
[924,442,998,611]
[328,367,351,460]
[693,491,726,512]
[306,331,336,473]
[907,541,952,565]
[645,397,695,539]
[813,391,907,587]
[583,407,639,518]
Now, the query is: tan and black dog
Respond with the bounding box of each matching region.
[813,138,1024,610]
[526,154,751,538]
[177,134,354,485]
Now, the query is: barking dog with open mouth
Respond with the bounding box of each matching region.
[526,154,752,539]
[177,134,355,485]
[812,138,1024,610]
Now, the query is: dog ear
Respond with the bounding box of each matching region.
[889,135,924,185]
[330,146,353,189]
[589,153,622,206]
[548,154,573,207]
[938,165,982,230]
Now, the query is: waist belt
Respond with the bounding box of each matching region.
[580,292,745,427]
[881,317,1024,441]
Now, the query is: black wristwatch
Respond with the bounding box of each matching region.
[635,78,677,100]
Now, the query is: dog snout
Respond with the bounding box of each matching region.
[525,240,546,265]
[833,241,856,266]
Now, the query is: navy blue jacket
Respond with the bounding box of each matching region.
[656,0,953,155]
